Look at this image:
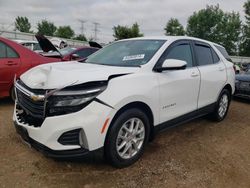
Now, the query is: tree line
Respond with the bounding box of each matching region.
[14,0,250,56]
[14,17,87,41]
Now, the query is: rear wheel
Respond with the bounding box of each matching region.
[210,89,231,121]
[104,108,150,168]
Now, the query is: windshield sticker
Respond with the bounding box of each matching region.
[122,54,145,61]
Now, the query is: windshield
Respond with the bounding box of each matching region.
[59,47,76,56]
[85,40,166,67]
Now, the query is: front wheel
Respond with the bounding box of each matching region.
[104,108,150,168]
[210,89,231,122]
[10,86,16,102]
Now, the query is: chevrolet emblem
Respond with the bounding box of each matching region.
[30,94,44,101]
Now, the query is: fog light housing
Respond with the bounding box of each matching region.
[79,129,89,149]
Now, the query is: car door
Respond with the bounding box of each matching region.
[0,41,21,95]
[193,41,227,108]
[156,40,200,123]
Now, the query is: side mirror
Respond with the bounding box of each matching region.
[71,53,80,60]
[155,59,187,72]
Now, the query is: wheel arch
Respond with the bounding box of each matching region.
[104,101,155,145]
[223,83,233,97]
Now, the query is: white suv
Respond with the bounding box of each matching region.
[13,36,235,167]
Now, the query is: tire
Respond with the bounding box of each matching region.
[104,108,150,168]
[210,89,231,122]
[10,86,16,102]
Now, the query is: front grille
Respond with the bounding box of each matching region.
[16,89,45,119]
[15,81,47,127]
[58,129,81,146]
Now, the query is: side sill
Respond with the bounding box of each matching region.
[154,103,216,134]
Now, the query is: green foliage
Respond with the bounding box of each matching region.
[73,34,87,41]
[55,26,75,39]
[37,20,57,36]
[14,16,32,33]
[186,5,241,55]
[245,0,250,25]
[164,18,185,36]
[240,0,250,56]
[113,23,143,40]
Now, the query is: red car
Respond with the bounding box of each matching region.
[0,37,59,100]
[36,35,101,61]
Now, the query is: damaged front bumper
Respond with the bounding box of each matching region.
[14,121,90,158]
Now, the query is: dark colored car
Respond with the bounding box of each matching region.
[0,37,60,100]
[241,63,250,72]
[36,35,101,61]
[235,69,250,99]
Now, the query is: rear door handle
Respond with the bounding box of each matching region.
[191,72,199,77]
[6,61,17,66]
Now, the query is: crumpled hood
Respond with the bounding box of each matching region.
[236,73,250,82]
[20,61,138,89]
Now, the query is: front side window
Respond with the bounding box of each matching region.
[195,44,214,66]
[166,44,193,67]
[85,40,166,67]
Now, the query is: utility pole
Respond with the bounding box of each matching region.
[78,19,87,35]
[93,22,100,41]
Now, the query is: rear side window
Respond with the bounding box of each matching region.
[165,44,193,67]
[215,45,232,62]
[0,41,19,58]
[0,42,6,58]
[211,48,220,63]
[195,44,213,66]
[6,46,19,58]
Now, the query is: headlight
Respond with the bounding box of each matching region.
[47,81,107,116]
[52,86,106,107]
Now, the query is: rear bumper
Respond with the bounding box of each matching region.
[14,121,90,159]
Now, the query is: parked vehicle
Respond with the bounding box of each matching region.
[233,64,241,74]
[36,35,100,61]
[13,36,235,168]
[49,37,68,49]
[241,63,250,72]
[235,69,250,99]
[0,37,61,100]
[14,40,43,53]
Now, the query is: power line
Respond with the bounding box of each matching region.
[93,22,100,41]
[78,19,87,35]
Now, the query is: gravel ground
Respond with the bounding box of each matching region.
[0,98,250,188]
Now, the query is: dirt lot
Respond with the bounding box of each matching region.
[0,98,250,188]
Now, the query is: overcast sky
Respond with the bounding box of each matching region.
[0,0,247,43]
